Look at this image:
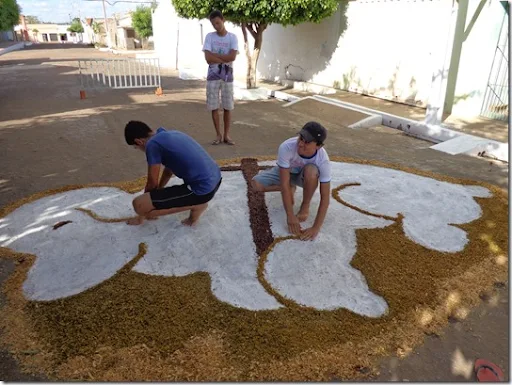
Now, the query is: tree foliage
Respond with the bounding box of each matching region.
[131,5,153,39]
[0,0,21,31]
[67,17,84,33]
[171,0,339,26]
[92,20,101,34]
[25,15,40,24]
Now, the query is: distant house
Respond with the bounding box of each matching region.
[14,15,30,41]
[14,14,93,44]
[115,13,139,50]
[87,13,151,50]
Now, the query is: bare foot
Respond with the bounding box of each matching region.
[297,204,309,222]
[181,203,208,227]
[127,216,144,226]
[212,135,223,145]
[181,217,197,226]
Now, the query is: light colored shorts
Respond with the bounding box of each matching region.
[206,80,234,111]
[253,166,320,188]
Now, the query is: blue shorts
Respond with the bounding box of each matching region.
[252,166,318,188]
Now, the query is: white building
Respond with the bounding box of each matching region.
[15,16,93,45]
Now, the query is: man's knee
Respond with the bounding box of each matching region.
[303,164,319,181]
[132,194,152,215]
[251,179,265,192]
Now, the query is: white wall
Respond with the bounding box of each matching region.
[452,0,508,116]
[82,23,95,44]
[153,0,453,106]
[260,0,455,107]
[152,0,506,117]
[152,0,179,68]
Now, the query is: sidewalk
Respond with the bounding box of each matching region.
[254,78,508,143]
[0,41,25,56]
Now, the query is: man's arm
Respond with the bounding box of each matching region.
[279,167,301,235]
[214,49,237,62]
[158,168,173,189]
[300,182,330,241]
[204,50,225,64]
[144,164,161,193]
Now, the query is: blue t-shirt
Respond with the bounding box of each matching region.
[145,128,221,195]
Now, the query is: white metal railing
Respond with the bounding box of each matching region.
[78,58,161,90]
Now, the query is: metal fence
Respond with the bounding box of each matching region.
[480,10,508,121]
[78,58,161,90]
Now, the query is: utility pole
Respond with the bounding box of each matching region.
[102,0,111,49]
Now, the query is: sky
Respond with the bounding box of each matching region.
[17,0,157,23]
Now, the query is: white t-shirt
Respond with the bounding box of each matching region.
[202,31,239,69]
[277,137,331,183]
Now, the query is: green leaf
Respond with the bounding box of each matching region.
[0,0,21,31]
[132,5,153,38]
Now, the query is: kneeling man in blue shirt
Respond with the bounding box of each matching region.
[124,120,222,226]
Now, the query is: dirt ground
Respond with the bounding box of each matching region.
[0,45,508,381]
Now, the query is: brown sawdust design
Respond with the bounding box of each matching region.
[75,208,134,223]
[0,156,507,381]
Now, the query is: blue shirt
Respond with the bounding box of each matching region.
[145,128,221,195]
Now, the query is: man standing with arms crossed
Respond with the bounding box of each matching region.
[202,10,239,146]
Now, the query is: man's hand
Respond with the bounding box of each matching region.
[127,216,144,226]
[287,214,302,235]
[300,226,320,241]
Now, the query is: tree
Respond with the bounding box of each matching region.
[171,0,341,88]
[67,17,84,33]
[92,20,101,34]
[131,5,153,49]
[25,15,40,24]
[0,0,21,31]
[31,27,38,41]
[91,20,101,43]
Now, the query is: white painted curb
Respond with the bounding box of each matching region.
[0,42,25,56]
[287,95,508,163]
[178,68,205,80]
[348,114,383,129]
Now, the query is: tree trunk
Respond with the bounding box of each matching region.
[241,22,267,89]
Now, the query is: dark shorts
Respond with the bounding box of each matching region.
[150,178,222,210]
